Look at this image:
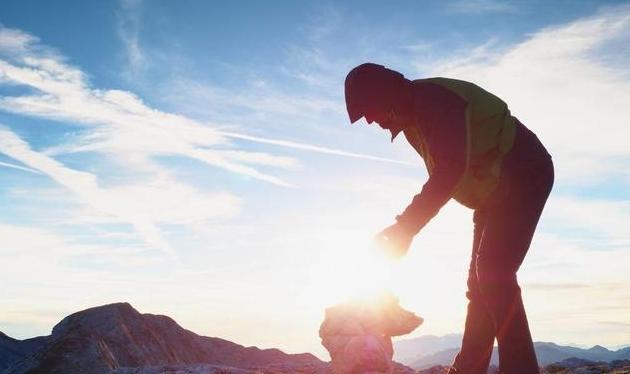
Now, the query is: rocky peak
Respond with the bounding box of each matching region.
[0,331,16,343]
[5,302,324,374]
[51,302,140,336]
[587,344,610,353]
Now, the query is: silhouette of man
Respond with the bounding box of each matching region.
[344,63,554,373]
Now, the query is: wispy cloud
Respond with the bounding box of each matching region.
[545,196,630,246]
[446,0,518,14]
[162,76,342,127]
[598,321,630,328]
[0,26,38,54]
[0,159,41,174]
[0,127,240,255]
[524,233,630,285]
[427,6,630,184]
[117,0,145,78]
[0,221,183,338]
[0,25,412,252]
[219,131,415,166]
[525,283,591,291]
[0,26,295,185]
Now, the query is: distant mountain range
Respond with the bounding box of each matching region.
[394,334,630,369]
[393,334,463,364]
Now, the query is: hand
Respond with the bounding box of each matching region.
[375,222,414,259]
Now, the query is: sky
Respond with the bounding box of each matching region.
[1,0,629,360]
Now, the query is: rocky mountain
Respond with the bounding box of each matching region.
[529,342,630,367]
[0,332,47,371]
[1,302,326,373]
[541,357,630,373]
[408,347,460,370]
[401,339,630,369]
[393,334,462,364]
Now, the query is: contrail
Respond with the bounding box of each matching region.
[0,160,42,174]
[219,131,415,166]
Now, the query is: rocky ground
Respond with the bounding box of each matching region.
[2,302,628,374]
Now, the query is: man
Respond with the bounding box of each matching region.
[344,63,554,373]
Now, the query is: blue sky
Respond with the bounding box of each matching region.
[1,0,629,359]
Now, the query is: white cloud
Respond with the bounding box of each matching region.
[0,127,240,255]
[213,150,300,169]
[0,25,412,252]
[0,221,185,338]
[428,7,630,184]
[0,26,37,55]
[0,25,296,250]
[163,77,341,123]
[280,46,341,90]
[0,159,41,174]
[220,131,415,166]
[117,0,145,77]
[0,43,292,186]
[0,26,403,183]
[446,0,518,14]
[548,196,630,237]
[519,230,630,347]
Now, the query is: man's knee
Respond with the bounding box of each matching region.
[467,269,517,302]
[475,268,520,306]
[466,275,482,302]
[476,257,518,286]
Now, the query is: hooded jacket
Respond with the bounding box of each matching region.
[396,78,519,233]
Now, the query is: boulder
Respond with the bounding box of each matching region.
[320,292,423,373]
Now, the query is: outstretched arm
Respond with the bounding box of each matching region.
[377,82,468,256]
[398,82,468,233]
[395,158,466,234]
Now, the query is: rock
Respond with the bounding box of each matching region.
[542,357,630,374]
[114,364,258,373]
[0,331,48,370]
[319,292,423,373]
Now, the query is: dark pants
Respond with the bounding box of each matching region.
[453,122,554,373]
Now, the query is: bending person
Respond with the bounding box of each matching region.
[344,63,554,373]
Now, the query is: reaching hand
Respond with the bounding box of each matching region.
[375,222,414,259]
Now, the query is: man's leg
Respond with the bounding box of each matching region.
[451,209,495,374]
[476,157,554,373]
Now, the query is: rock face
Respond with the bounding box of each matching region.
[114,364,258,373]
[319,293,423,373]
[4,302,324,374]
[0,331,47,371]
[541,358,630,373]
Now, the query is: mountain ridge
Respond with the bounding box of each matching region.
[392,336,630,369]
[1,302,325,373]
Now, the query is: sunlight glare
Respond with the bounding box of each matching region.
[310,230,402,308]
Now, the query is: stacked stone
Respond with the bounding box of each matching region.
[319,293,423,374]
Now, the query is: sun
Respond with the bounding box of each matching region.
[305,230,401,308]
